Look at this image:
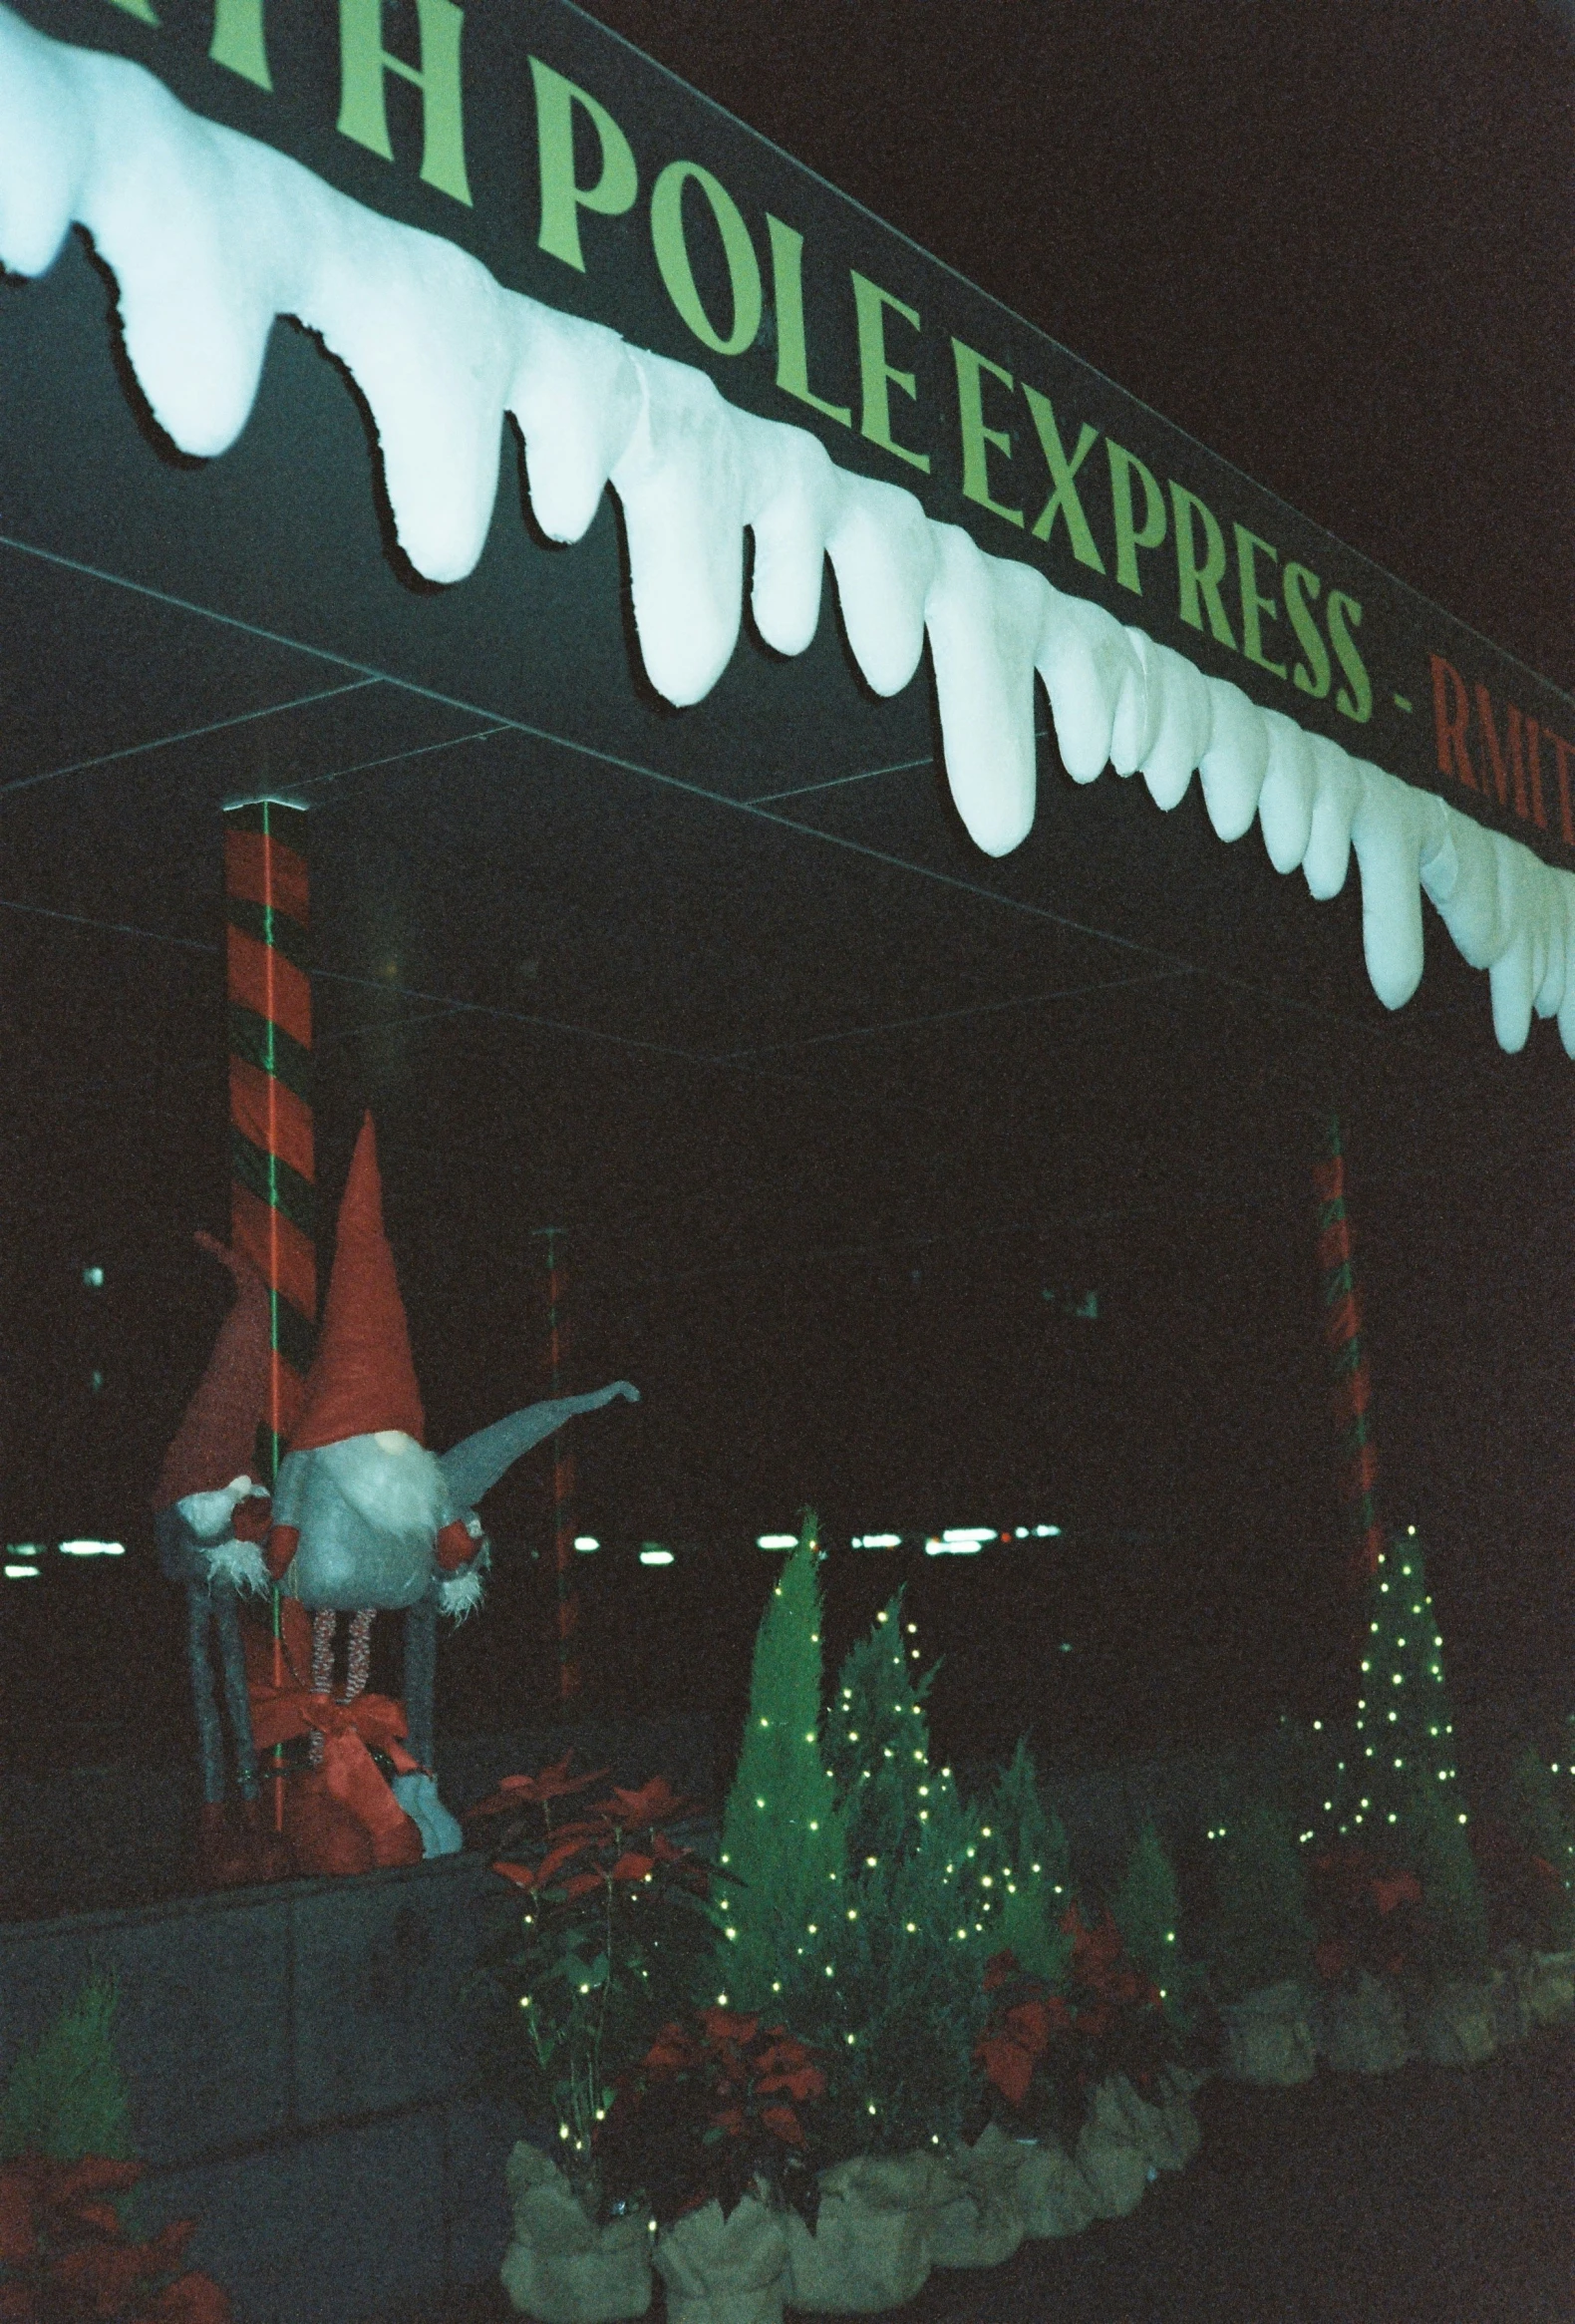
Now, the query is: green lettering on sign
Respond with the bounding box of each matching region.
[210,0,271,89]
[1169,481,1236,649]
[1329,592,1372,724]
[651,161,762,357]
[1234,523,1287,680]
[951,339,1023,526]
[1105,440,1166,594]
[766,217,851,426]
[850,271,930,474]
[1023,389,1104,574]
[529,58,638,270]
[1285,564,1331,699]
[338,0,472,205]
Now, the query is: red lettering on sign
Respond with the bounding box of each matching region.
[1429,654,1475,790]
[1474,686,1529,821]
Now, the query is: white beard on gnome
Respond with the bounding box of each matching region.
[277,1429,468,1612]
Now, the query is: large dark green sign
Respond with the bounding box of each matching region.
[21,0,1575,865]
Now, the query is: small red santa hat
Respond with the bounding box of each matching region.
[154,1235,271,1508]
[287,1112,426,1452]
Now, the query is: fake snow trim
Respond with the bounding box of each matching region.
[3,7,1572,1057]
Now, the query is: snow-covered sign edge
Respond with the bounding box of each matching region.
[2,4,1571,1058]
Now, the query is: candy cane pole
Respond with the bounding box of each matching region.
[533,1226,579,1704]
[1313,1115,1384,1590]
[223,800,316,1823]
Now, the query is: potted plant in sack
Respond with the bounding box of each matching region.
[467,1761,723,2322]
[595,2009,825,2324]
[976,1904,1180,2228]
[1307,1841,1421,2073]
[1207,1801,1320,2086]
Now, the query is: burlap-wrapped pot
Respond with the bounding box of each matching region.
[782,2153,940,2313]
[1016,2138,1098,2239]
[653,2192,788,2324]
[1416,1980,1498,2067]
[1220,1979,1317,2087]
[1074,2080,1150,2219]
[1314,1971,1414,2075]
[1521,1950,1575,2028]
[500,2144,654,2324]
[928,2122,1025,2270]
[1112,2071,1200,2172]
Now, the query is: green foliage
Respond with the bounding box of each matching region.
[1509,1746,1575,1948]
[975,1741,1075,1985]
[1410,1774,1490,1977]
[825,1593,936,1868]
[0,1974,135,2167]
[1112,1823,1180,1991]
[715,1515,849,2010]
[727,1589,993,2159]
[0,1974,140,2232]
[1208,1800,1315,2000]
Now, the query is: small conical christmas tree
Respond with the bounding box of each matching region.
[1330,1529,1488,1972]
[1510,1743,1575,1949]
[715,1511,848,2012]
[826,1591,936,1869]
[1339,1531,1466,1844]
[1209,1800,1315,2001]
[975,1741,1075,1984]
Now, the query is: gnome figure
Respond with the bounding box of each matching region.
[153,1232,292,1888]
[261,1114,638,1853]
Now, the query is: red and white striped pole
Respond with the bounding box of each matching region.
[222,800,316,1826]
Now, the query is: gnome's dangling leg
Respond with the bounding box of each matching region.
[390,1587,463,1856]
[155,1236,293,1888]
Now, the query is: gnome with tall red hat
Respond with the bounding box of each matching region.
[261,1114,638,1852]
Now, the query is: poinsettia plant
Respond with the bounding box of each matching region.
[976,1904,1174,2151]
[0,2154,229,2322]
[1307,1843,1424,1985]
[595,2007,826,2229]
[467,1763,725,2202]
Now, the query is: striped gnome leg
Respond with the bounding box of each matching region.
[309,1608,337,1768]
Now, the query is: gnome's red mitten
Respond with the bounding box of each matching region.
[231,1492,272,1544]
[436,1517,479,1572]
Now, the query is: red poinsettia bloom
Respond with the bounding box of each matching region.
[754,2040,825,2101]
[983,1948,1021,1994]
[600,1777,690,1829]
[699,2007,760,2047]
[759,2103,805,2148]
[464,1755,610,1819]
[557,1871,605,1900]
[1062,1904,1122,1983]
[978,2031,1036,2109]
[608,1851,657,1883]
[1004,1999,1052,2053]
[1372,1871,1422,1916]
[644,2022,701,2072]
[711,2106,747,2138]
[490,1859,536,1890]
[145,2273,233,2322]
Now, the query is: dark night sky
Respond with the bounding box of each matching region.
[1,1,1571,1785]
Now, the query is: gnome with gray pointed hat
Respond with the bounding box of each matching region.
[262,1112,638,1853]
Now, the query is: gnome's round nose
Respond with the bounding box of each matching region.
[265,1117,471,1608]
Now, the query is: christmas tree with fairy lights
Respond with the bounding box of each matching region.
[714,1514,848,2011]
[1335,1526,1488,1972]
